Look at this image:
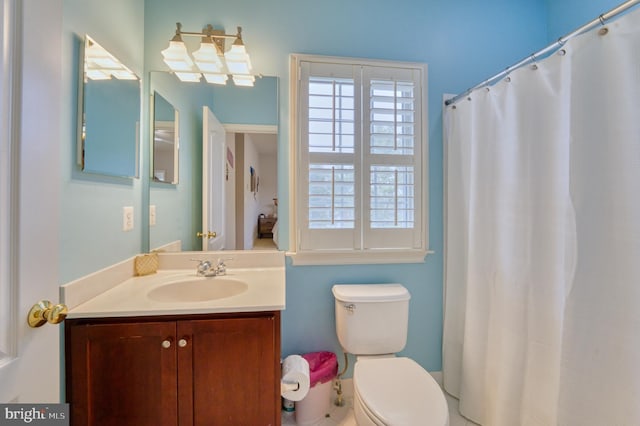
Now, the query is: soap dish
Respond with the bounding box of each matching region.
[134,253,159,276]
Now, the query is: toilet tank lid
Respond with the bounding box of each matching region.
[332,284,410,302]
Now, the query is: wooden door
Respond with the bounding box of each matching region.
[66,321,178,426]
[178,313,281,426]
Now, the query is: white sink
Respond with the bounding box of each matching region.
[147,278,248,303]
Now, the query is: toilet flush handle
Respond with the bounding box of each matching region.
[344,303,356,314]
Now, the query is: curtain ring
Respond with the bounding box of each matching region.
[598,14,606,25]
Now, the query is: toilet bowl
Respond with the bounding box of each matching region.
[332,284,449,425]
[353,357,448,426]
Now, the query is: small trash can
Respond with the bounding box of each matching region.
[295,351,338,425]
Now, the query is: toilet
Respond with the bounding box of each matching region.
[333,284,449,426]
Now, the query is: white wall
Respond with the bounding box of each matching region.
[258,151,277,218]
[242,134,260,249]
[229,133,276,249]
[224,133,236,250]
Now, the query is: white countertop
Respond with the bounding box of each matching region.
[62,251,286,319]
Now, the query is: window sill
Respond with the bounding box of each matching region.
[285,249,433,266]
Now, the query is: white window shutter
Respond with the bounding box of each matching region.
[363,66,423,249]
[295,56,426,255]
[298,61,362,250]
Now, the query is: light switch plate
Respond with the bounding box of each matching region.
[149,205,156,226]
[123,206,134,231]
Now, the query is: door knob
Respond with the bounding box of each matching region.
[196,231,217,239]
[27,300,68,328]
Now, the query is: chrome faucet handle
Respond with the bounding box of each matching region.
[215,257,233,276]
[190,259,212,276]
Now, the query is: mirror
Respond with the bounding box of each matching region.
[77,35,141,178]
[148,72,278,253]
[152,91,179,184]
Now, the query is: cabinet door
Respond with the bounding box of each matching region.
[66,321,178,426]
[178,314,280,426]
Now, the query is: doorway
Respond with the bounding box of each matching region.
[224,131,277,250]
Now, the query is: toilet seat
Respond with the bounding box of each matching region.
[353,357,449,426]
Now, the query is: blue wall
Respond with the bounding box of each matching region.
[545,0,628,41]
[210,77,279,126]
[60,0,144,282]
[83,79,140,177]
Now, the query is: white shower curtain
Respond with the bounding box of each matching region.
[443,7,640,426]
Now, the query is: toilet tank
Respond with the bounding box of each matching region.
[332,284,411,355]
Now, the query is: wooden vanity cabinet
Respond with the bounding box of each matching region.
[65,311,281,426]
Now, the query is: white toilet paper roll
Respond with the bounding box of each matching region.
[281,355,310,402]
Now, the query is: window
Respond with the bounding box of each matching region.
[290,55,429,265]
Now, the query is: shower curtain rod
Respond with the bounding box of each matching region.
[444,0,640,106]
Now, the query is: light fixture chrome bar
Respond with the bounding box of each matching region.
[180,31,237,39]
[172,22,242,54]
[179,29,238,39]
[445,0,640,106]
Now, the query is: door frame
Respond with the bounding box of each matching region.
[0,0,20,375]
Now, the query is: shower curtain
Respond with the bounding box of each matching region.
[443,7,640,426]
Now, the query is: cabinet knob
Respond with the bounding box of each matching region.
[162,339,172,349]
[178,338,188,348]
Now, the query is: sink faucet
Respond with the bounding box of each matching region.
[192,258,232,277]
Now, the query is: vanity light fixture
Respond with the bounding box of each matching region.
[161,22,254,87]
[84,36,138,81]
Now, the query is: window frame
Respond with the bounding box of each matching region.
[288,54,431,265]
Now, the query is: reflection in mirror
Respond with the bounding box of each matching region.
[77,35,141,178]
[152,92,179,184]
[148,72,278,253]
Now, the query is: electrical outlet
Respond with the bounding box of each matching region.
[149,205,157,226]
[123,206,134,231]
